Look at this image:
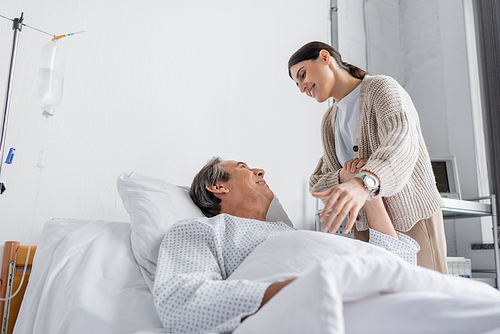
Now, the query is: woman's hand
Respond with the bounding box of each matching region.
[312,177,370,234]
[339,158,368,183]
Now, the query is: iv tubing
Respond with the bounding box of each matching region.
[52,30,86,41]
[0,118,47,302]
[0,171,40,301]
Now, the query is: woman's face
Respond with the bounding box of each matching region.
[289,52,335,103]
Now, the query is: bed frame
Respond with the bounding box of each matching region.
[0,242,36,334]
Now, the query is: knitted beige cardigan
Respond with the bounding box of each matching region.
[310,75,443,232]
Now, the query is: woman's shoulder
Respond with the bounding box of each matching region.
[361,75,405,101]
[362,74,400,89]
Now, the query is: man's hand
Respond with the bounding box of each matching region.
[312,177,370,234]
[242,278,296,321]
[260,278,295,307]
[339,158,367,183]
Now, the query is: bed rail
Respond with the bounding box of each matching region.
[0,242,36,334]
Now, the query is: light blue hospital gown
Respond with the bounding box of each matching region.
[152,214,419,334]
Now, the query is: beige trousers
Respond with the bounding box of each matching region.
[354,209,448,274]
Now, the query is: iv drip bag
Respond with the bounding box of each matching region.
[37,41,65,117]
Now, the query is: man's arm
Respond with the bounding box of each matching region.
[364,198,420,265]
[364,198,398,239]
[153,220,270,333]
[242,278,296,321]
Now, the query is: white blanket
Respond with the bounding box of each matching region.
[230,231,500,334]
[15,221,500,334]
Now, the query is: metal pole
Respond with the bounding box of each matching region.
[0,13,23,195]
[330,0,338,50]
[492,194,500,288]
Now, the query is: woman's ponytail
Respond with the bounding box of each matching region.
[341,62,367,80]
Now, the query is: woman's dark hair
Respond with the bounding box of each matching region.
[288,41,367,80]
[190,157,230,217]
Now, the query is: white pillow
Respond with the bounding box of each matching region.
[117,172,293,290]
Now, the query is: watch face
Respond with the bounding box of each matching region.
[364,175,377,189]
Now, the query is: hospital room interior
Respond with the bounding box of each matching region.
[1,0,500,333]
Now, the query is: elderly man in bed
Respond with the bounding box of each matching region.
[152,157,500,334]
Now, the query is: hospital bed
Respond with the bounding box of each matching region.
[3,172,500,334]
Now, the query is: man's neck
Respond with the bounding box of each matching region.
[220,201,270,222]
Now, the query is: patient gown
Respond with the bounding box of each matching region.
[152,213,419,334]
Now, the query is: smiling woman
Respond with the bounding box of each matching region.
[288,41,367,103]
[287,41,448,274]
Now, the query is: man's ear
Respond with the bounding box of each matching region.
[206,183,229,197]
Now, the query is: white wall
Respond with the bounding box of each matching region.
[0,0,331,259]
[338,0,493,270]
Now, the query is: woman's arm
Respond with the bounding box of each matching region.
[360,76,420,197]
[309,156,342,193]
[310,106,344,194]
[317,158,397,239]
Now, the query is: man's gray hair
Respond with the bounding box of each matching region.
[190,157,230,217]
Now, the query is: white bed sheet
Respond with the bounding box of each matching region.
[14,219,164,334]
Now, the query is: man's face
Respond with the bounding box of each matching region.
[219,160,274,202]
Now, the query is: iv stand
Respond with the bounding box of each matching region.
[0,13,23,195]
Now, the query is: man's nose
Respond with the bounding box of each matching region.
[252,168,265,177]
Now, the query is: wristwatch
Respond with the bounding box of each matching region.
[353,173,379,195]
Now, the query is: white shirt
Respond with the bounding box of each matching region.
[153,214,419,334]
[335,83,361,166]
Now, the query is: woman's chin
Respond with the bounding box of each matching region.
[315,96,328,103]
